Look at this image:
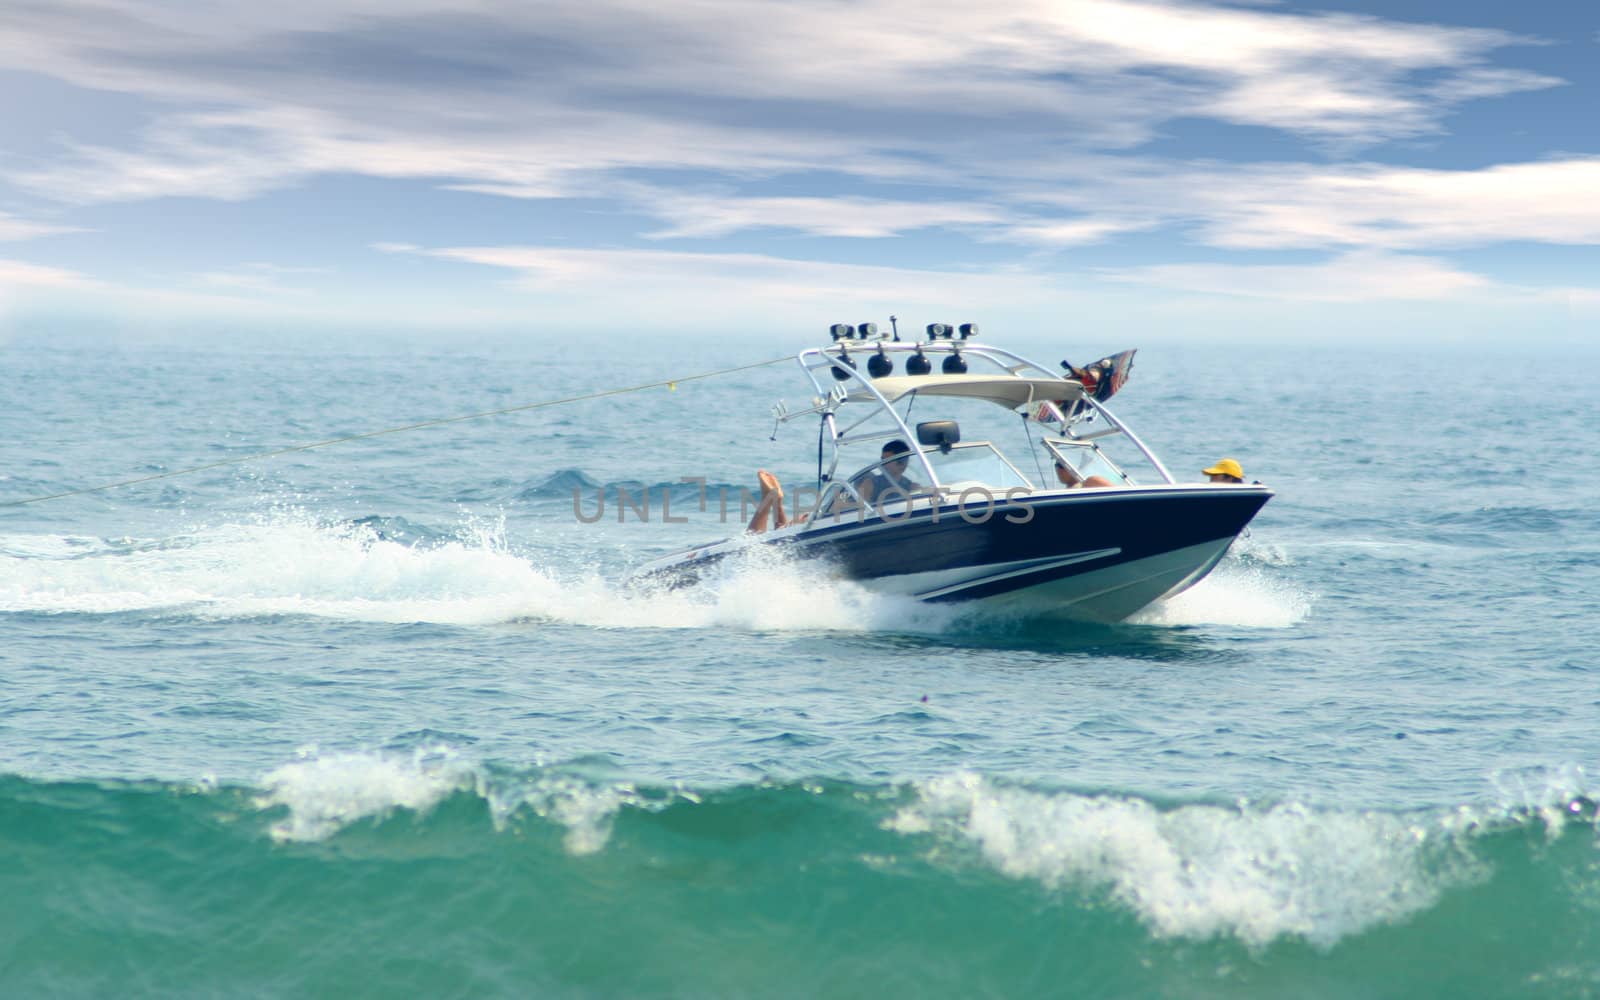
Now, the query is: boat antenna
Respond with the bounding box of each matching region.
[889,315,900,341]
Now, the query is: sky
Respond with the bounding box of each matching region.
[1,0,1596,346]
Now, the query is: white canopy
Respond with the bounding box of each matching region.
[851,374,1084,409]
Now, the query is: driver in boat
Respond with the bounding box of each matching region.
[854,439,921,505]
[747,440,923,533]
[1055,459,1113,489]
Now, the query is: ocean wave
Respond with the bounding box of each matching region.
[256,747,652,855]
[891,772,1485,949]
[4,761,1599,997]
[6,759,1597,945]
[1424,505,1587,535]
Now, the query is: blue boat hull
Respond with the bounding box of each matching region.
[630,485,1271,621]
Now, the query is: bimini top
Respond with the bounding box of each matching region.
[848,374,1084,409]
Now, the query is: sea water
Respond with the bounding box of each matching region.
[1,335,1596,998]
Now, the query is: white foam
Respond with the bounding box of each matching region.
[593,544,958,634]
[0,533,117,559]
[254,748,643,853]
[477,770,639,856]
[1487,763,1595,841]
[0,519,564,623]
[1131,548,1311,628]
[2,514,1307,632]
[258,747,474,842]
[0,515,965,633]
[889,773,1475,949]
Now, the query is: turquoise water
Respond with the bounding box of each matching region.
[3,337,1597,997]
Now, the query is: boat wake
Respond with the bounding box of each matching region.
[0,513,1303,634]
[0,515,546,625]
[0,513,952,633]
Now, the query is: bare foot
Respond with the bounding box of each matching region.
[757,469,782,498]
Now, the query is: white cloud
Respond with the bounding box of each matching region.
[1193,159,1600,250]
[634,192,1008,239]
[607,154,1600,253]
[0,213,84,242]
[0,0,1558,206]
[192,262,328,295]
[323,241,1593,346]
[6,239,1591,345]
[419,244,1064,309]
[993,217,1154,247]
[11,101,901,206]
[1427,66,1561,103]
[1098,250,1490,301]
[397,239,1592,314]
[0,258,92,288]
[0,0,1588,346]
[1009,156,1600,252]
[0,258,95,332]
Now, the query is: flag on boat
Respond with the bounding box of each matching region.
[1037,348,1137,422]
[1065,348,1137,402]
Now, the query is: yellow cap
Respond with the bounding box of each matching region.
[1203,458,1244,480]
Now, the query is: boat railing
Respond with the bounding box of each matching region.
[797,340,1062,389]
[794,348,938,489]
[1069,396,1176,484]
[790,337,1176,489]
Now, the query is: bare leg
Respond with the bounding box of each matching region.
[746,470,788,532]
[765,471,791,528]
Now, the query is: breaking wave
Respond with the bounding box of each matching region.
[2,757,1596,997]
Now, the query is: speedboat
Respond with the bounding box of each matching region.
[630,323,1271,621]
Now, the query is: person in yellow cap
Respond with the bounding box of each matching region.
[1203,458,1245,483]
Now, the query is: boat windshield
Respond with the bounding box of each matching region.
[811,441,1032,521]
[1047,440,1135,486]
[919,442,1032,492]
